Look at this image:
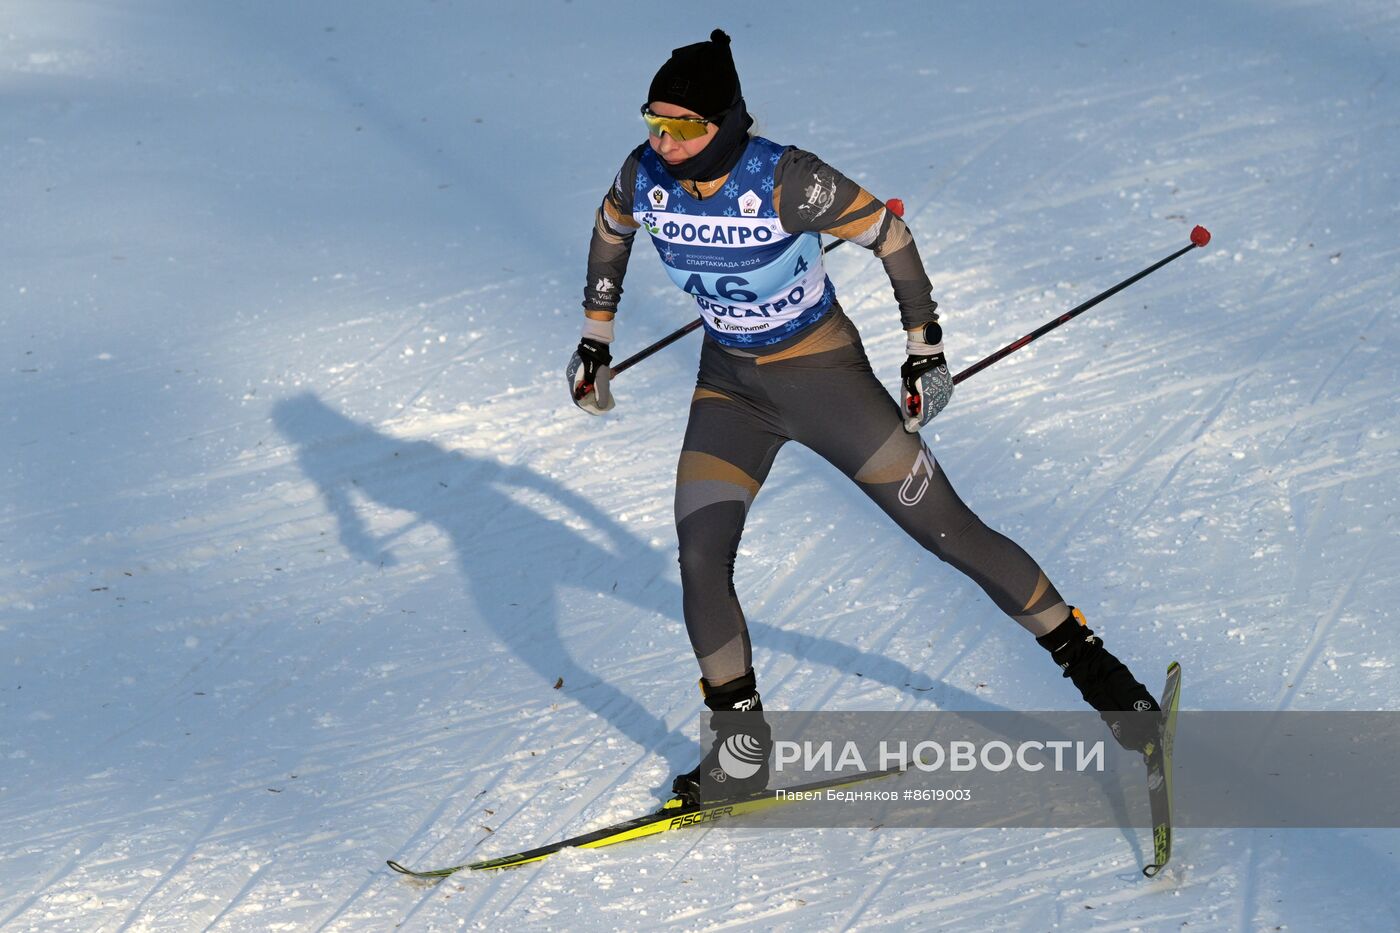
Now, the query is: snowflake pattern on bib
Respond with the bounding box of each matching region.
[632,136,835,348]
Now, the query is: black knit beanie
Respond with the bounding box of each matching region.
[645,29,754,183]
[647,28,741,119]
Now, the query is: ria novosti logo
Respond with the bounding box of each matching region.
[711,733,767,781]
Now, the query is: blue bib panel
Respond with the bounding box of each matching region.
[632,137,835,348]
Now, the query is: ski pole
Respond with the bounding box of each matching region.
[950,225,1211,387]
[602,198,907,384]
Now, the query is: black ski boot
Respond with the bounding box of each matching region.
[1037,607,1162,753]
[671,669,772,805]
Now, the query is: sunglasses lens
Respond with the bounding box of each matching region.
[641,110,710,141]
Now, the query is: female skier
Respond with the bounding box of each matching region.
[568,30,1161,804]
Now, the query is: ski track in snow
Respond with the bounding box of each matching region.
[2,1,1399,930]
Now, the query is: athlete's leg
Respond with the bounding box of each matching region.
[675,386,786,686]
[775,319,1067,634]
[771,312,1160,749]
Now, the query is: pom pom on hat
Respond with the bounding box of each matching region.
[648,29,741,119]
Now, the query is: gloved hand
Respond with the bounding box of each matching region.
[567,337,615,414]
[900,321,953,433]
[1103,706,1164,755]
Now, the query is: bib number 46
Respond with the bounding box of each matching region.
[683,273,758,304]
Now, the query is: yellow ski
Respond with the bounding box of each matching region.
[1142,661,1182,878]
[388,766,902,878]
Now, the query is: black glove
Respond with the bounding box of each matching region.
[900,322,953,433]
[567,338,615,414]
[1104,706,1165,755]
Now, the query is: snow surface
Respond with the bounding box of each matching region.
[3,1,1398,929]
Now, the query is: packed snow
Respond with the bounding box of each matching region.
[2,1,1397,929]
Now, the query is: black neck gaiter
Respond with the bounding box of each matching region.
[660,98,754,183]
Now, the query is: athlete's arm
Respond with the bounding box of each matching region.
[775,148,952,429]
[572,149,646,413]
[582,147,647,326]
[773,148,939,333]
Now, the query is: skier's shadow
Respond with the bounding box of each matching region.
[271,393,1003,779]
